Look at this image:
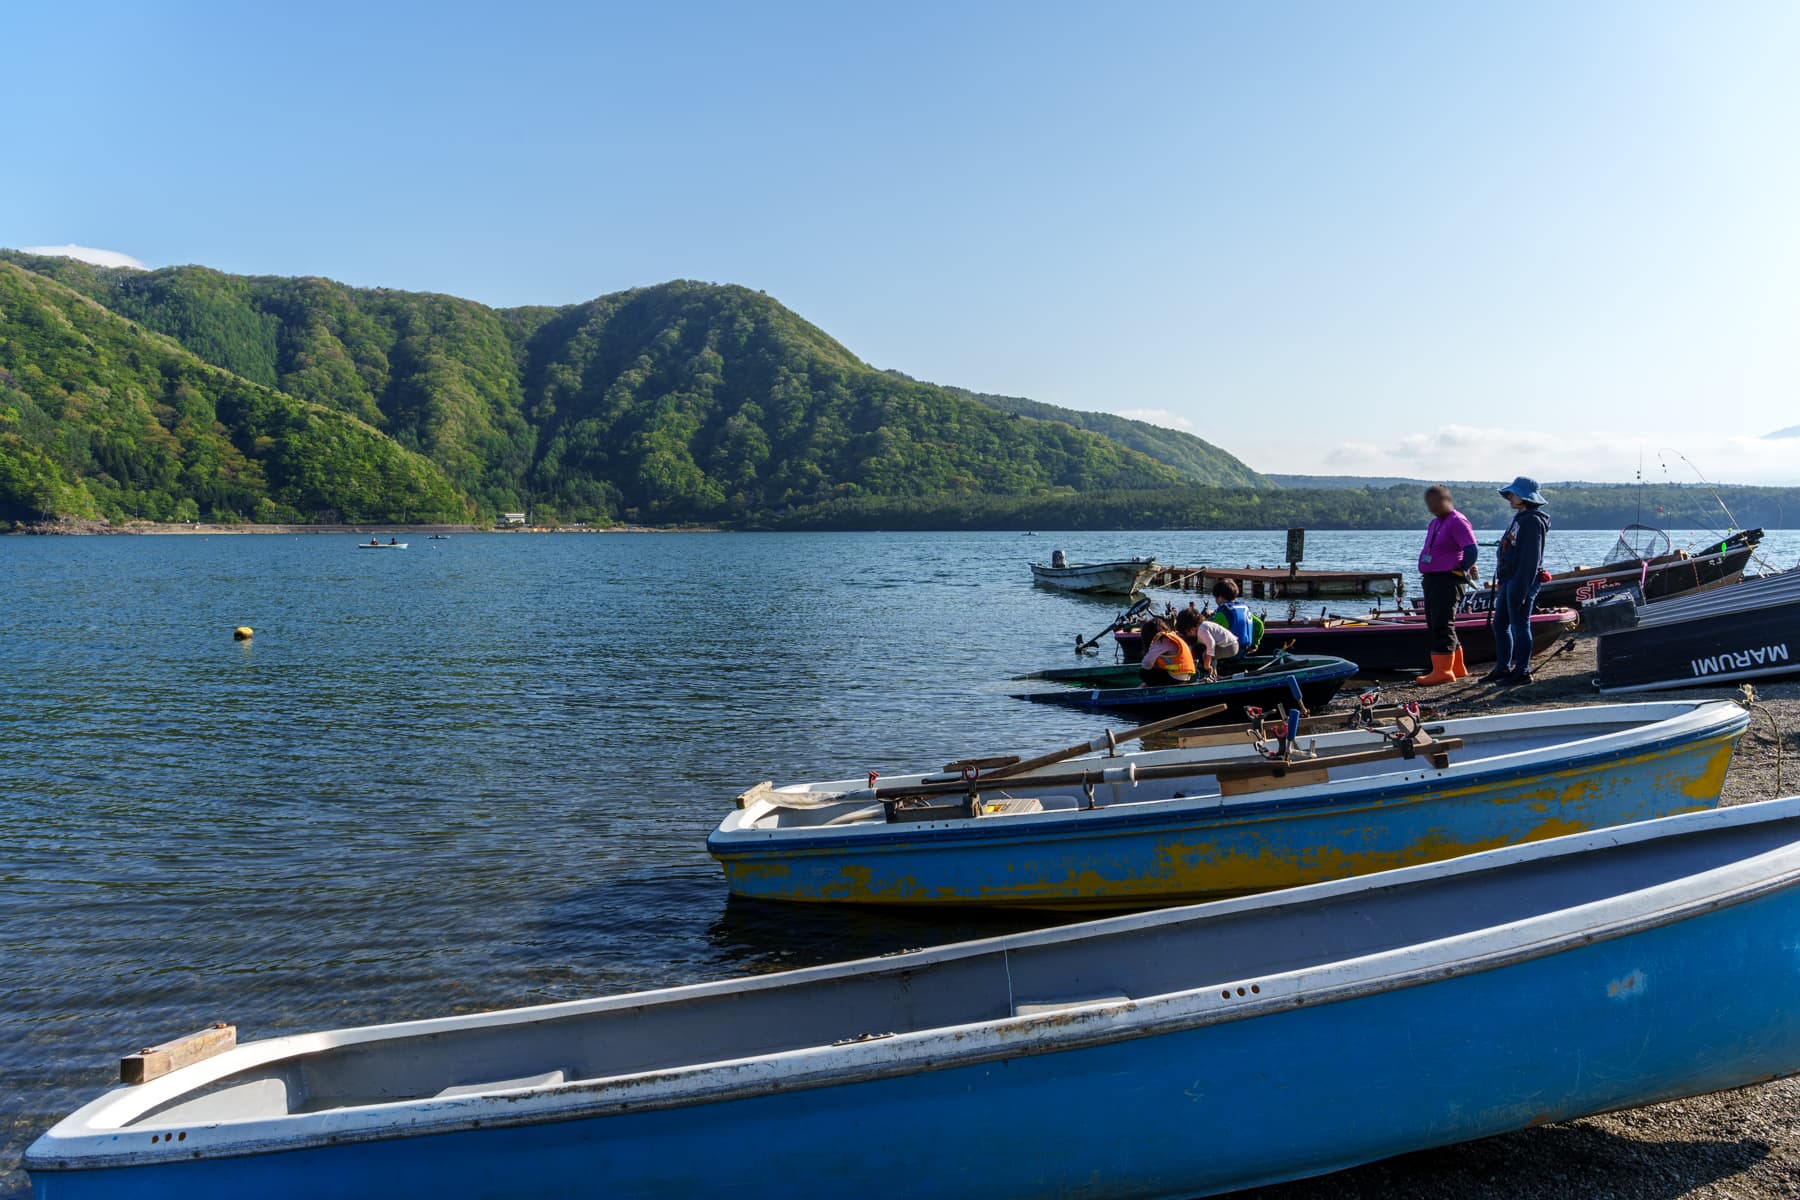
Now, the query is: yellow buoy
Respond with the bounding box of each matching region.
[233,626,254,640]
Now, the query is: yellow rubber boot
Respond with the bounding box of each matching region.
[1450,646,1469,679]
[1415,652,1457,686]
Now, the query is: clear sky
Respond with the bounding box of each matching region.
[4,1,1796,483]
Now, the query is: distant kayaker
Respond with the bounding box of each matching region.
[1414,485,1479,686]
[1210,580,1257,650]
[1483,476,1553,685]
[1178,607,1238,681]
[1138,617,1198,686]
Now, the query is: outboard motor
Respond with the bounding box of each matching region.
[1051,549,1068,569]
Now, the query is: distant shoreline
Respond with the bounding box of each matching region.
[3,520,721,536]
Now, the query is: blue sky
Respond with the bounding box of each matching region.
[4,1,1796,483]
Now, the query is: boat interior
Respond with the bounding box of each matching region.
[740,705,1722,831]
[125,798,1799,1130]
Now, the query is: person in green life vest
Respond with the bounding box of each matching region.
[1414,484,1479,685]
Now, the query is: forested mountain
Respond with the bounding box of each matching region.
[885,373,1266,486]
[774,481,1800,533]
[1,252,1190,524]
[0,261,465,523]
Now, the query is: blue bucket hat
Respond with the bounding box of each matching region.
[1499,476,1547,505]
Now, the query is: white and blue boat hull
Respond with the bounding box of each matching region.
[30,795,1800,1199]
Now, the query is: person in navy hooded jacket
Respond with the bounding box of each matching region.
[1482,476,1552,684]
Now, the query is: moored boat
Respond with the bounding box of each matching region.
[1012,652,1357,719]
[710,699,1747,907]
[1115,606,1578,672]
[1468,524,1763,613]
[1029,552,1158,595]
[1596,568,1800,693]
[31,793,1800,1200]
[1144,563,1403,599]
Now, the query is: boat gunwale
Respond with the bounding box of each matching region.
[1256,609,1576,635]
[1542,536,1759,585]
[1597,664,1800,695]
[28,796,1800,1171]
[1010,657,1360,708]
[708,701,1750,852]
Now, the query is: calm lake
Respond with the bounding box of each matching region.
[3,526,1796,1192]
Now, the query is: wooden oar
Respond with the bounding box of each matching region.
[977,703,1228,783]
[869,734,1464,805]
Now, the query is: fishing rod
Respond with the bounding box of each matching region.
[1655,449,1781,574]
[1657,448,1741,532]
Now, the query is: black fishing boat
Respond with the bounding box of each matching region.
[1465,525,1764,614]
[1595,568,1800,693]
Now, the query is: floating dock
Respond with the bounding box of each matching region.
[1143,564,1403,599]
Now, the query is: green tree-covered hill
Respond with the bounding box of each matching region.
[0,261,466,523]
[891,374,1267,487]
[3,252,1196,524]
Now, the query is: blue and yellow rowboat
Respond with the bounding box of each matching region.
[709,700,1749,908]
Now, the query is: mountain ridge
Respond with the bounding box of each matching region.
[883,372,1267,487]
[0,251,1261,524]
[0,260,466,523]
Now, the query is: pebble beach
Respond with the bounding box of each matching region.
[1243,638,1800,1200]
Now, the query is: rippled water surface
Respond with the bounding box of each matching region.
[3,526,1795,1192]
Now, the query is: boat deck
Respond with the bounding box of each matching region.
[1144,564,1404,599]
[738,710,1665,831]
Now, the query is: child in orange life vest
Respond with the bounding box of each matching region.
[1138,616,1197,685]
[1179,607,1239,680]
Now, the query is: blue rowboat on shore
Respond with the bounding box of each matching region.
[27,796,1800,1199]
[1011,652,1358,720]
[709,699,1748,907]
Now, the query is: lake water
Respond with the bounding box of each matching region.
[2,526,1796,1192]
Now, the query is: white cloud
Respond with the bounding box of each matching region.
[1300,424,1800,486]
[1115,408,1196,432]
[20,243,147,270]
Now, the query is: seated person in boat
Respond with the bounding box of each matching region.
[1139,616,1198,686]
[1180,607,1239,680]
[1211,580,1257,649]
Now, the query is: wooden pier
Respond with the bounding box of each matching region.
[1142,564,1404,600]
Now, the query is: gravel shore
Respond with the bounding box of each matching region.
[1239,635,1800,1200]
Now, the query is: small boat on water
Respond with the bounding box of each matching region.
[426,534,450,540]
[355,540,408,550]
[710,699,1747,908]
[1115,606,1577,672]
[1029,551,1158,595]
[1012,652,1357,719]
[1596,568,1800,693]
[37,793,1800,1199]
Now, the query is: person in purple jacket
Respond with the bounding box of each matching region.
[1482,476,1553,685]
[1414,484,1478,685]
